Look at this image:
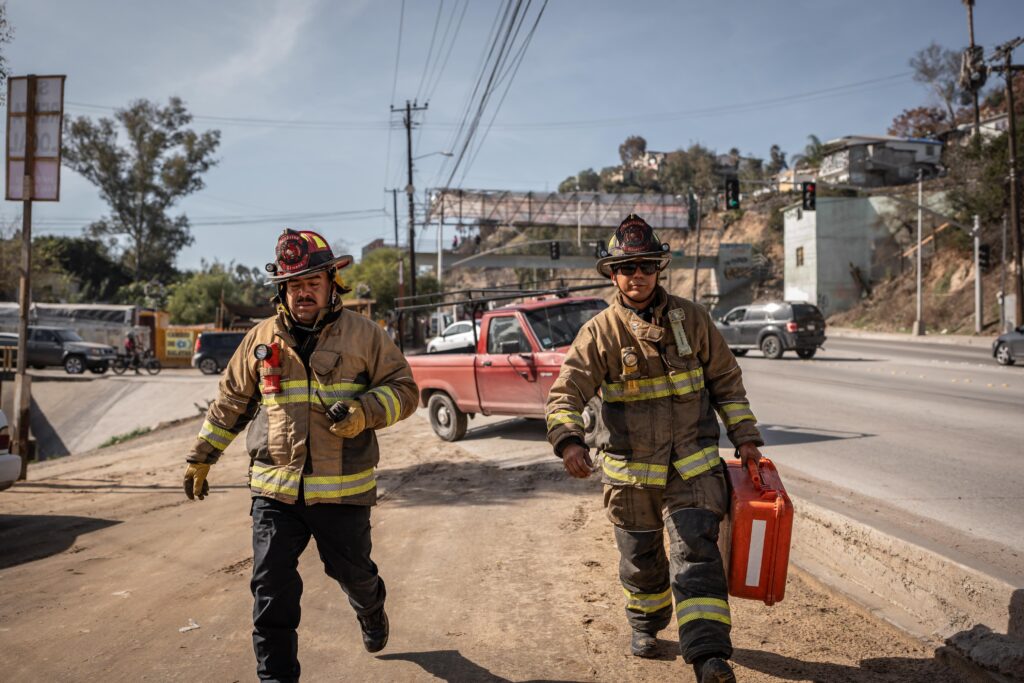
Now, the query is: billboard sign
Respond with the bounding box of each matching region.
[6,75,67,201]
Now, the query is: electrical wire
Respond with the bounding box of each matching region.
[424,0,469,103]
[414,0,445,105]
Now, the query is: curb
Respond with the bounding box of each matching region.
[789,495,1023,678]
[827,327,999,349]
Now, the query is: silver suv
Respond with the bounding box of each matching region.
[715,302,826,359]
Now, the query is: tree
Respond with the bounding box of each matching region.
[910,42,968,123]
[62,97,221,283]
[618,135,647,166]
[946,117,1024,227]
[32,235,132,301]
[557,168,600,193]
[0,3,14,104]
[802,134,826,168]
[888,106,948,138]
[342,248,438,315]
[164,260,271,324]
[766,144,788,175]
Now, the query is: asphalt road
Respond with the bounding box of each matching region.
[447,337,1024,586]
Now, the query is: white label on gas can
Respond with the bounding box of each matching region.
[745,519,767,587]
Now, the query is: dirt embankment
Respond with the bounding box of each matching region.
[0,413,960,682]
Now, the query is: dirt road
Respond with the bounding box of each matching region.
[0,414,960,682]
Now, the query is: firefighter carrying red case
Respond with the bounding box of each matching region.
[718,456,793,606]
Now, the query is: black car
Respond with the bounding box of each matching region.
[992,325,1024,366]
[192,331,246,374]
[714,302,826,359]
[0,327,118,374]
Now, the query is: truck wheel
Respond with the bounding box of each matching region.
[795,348,816,359]
[64,355,85,374]
[199,357,219,374]
[582,396,609,449]
[760,335,784,360]
[428,393,468,442]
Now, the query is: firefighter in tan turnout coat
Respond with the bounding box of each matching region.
[182,229,417,682]
[546,215,763,683]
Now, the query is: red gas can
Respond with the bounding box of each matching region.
[718,456,794,606]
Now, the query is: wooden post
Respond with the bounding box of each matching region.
[13,75,36,475]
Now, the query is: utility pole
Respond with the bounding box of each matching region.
[391,188,404,301]
[1001,216,1008,331]
[391,99,428,302]
[990,38,1023,327]
[913,169,926,336]
[691,192,702,302]
[13,76,37,474]
[974,215,983,334]
[964,0,982,137]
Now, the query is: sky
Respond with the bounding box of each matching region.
[3,0,1024,274]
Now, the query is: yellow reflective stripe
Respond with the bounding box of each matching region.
[676,597,731,626]
[602,368,704,403]
[720,402,755,426]
[546,410,584,430]
[368,386,401,426]
[308,233,327,248]
[303,467,377,500]
[279,379,309,389]
[602,457,668,486]
[250,465,301,496]
[673,445,721,480]
[198,420,235,450]
[262,393,311,406]
[624,587,672,613]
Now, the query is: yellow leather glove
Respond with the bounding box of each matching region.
[183,462,211,500]
[329,401,366,439]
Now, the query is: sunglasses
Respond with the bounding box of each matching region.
[613,262,660,276]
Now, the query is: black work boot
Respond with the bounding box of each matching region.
[630,629,658,658]
[358,608,389,653]
[693,656,736,683]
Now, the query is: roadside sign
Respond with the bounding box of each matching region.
[6,74,66,201]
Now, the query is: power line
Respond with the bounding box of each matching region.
[414,0,445,104]
[424,0,469,103]
[458,0,547,187]
[65,71,912,134]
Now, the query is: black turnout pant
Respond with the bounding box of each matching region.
[250,495,386,683]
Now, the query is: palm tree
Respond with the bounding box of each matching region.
[802,135,826,167]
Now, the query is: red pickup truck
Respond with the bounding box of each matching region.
[407,296,609,442]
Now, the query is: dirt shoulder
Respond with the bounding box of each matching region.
[0,415,959,682]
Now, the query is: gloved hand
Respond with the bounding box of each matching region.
[183,462,211,500]
[329,401,366,439]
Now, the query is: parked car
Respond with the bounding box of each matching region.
[0,327,118,373]
[191,331,246,374]
[0,409,20,491]
[427,321,481,354]
[993,325,1024,366]
[714,302,826,359]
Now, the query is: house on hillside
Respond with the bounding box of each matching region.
[943,112,1010,145]
[817,135,943,188]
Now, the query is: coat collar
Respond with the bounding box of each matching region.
[612,286,670,343]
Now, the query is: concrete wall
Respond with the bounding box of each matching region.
[784,197,910,316]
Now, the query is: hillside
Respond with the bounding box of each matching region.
[441,193,1002,337]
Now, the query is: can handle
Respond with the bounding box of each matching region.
[736,449,764,491]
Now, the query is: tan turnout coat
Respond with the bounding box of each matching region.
[189,302,417,506]
[546,287,762,488]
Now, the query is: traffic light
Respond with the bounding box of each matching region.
[549,240,560,260]
[725,178,740,210]
[801,182,816,211]
[979,243,991,272]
